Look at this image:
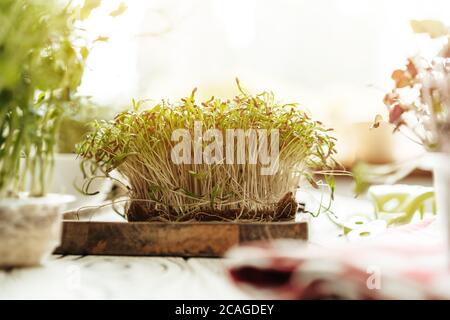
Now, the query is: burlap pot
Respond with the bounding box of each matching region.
[0,194,73,268]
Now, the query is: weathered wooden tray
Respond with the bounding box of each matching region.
[55,220,308,257]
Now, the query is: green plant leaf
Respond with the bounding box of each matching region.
[80,0,101,20]
[109,2,127,17]
[95,36,110,42]
[80,46,90,60]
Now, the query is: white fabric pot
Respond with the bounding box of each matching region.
[0,194,74,268]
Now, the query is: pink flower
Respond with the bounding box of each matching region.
[389,104,406,124]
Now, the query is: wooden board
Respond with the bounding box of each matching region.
[55,221,308,257]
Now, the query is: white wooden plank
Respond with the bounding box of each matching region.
[0,255,248,299]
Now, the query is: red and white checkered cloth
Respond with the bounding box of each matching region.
[227,218,450,299]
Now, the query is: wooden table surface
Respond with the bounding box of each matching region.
[0,255,249,299]
[0,177,431,299]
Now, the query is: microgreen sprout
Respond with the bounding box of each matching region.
[78,80,340,222]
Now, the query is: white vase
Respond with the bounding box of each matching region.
[0,194,74,268]
[432,153,450,263]
[51,153,113,211]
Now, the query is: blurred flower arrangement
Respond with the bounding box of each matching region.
[349,21,449,235]
[381,20,450,152]
[355,20,450,195]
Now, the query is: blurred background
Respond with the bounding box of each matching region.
[76,0,450,167]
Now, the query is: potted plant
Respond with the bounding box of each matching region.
[379,20,449,244]
[75,80,339,247]
[353,21,449,235]
[0,0,124,267]
[78,81,339,223]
